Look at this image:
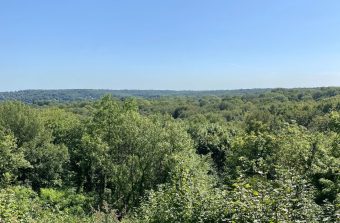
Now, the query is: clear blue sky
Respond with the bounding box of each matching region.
[1,0,340,91]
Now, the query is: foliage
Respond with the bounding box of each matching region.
[0,186,93,223]
[0,88,339,222]
[0,130,30,186]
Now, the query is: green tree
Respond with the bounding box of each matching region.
[23,130,69,189]
[78,96,194,212]
[0,102,42,147]
[0,129,30,186]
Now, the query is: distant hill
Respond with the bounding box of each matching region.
[0,89,268,103]
[0,88,339,103]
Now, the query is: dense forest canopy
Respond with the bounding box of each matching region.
[0,89,269,103]
[1,87,340,103]
[0,87,339,222]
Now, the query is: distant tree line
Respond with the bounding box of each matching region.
[1,87,339,104]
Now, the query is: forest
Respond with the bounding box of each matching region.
[0,89,272,104]
[0,87,339,222]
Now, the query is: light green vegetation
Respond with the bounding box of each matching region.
[0,88,339,222]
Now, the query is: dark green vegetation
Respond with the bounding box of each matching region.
[0,87,339,222]
[0,89,270,103]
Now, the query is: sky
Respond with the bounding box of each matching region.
[1,0,340,91]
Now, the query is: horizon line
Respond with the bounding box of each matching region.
[0,86,339,93]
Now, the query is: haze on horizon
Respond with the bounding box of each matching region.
[1,0,340,91]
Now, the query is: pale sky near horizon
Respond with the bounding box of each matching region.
[1,0,340,91]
